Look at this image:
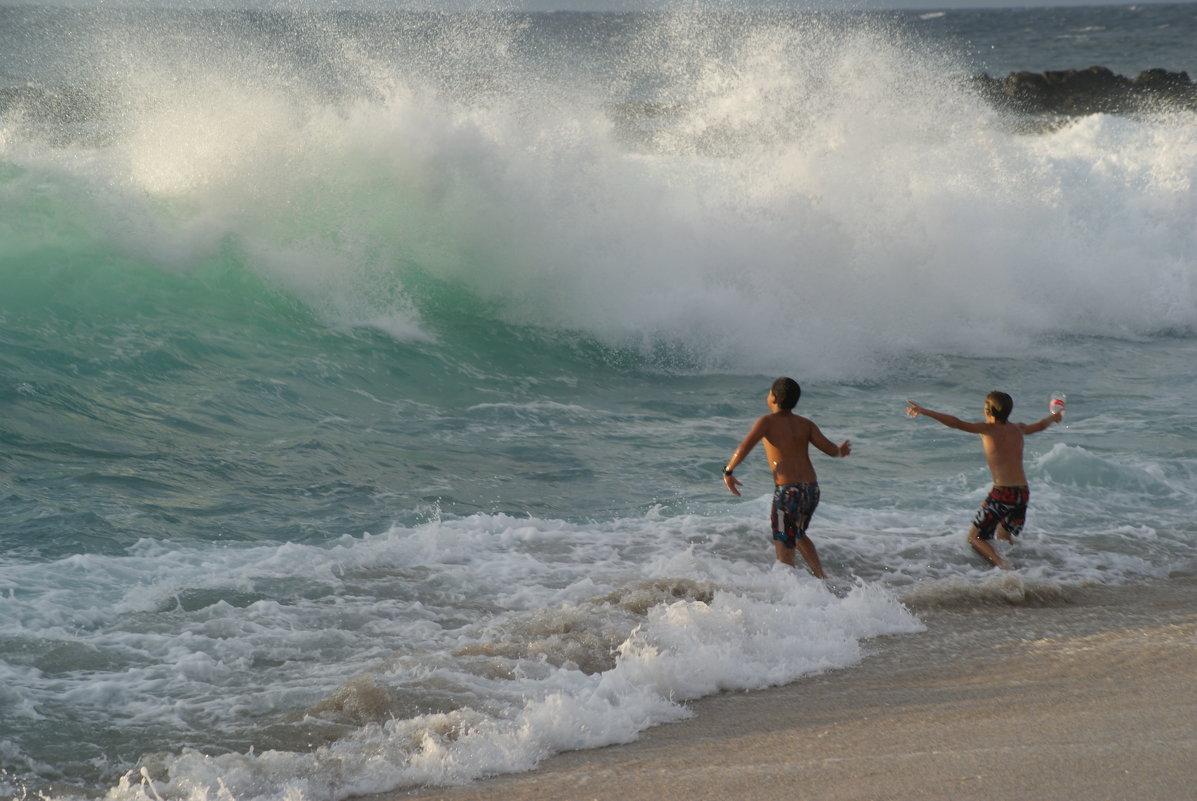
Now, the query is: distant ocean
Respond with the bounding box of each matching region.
[2,3,1195,800]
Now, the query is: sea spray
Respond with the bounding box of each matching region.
[5,10,1194,378]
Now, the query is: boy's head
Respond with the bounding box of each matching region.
[985,391,1013,423]
[771,377,801,410]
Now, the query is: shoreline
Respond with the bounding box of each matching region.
[377,577,1197,801]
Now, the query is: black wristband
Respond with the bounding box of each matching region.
[722,468,734,476]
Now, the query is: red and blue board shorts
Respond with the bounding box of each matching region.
[771,482,820,548]
[973,485,1029,540]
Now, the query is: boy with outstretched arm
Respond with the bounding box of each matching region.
[906,391,1062,570]
[722,377,851,578]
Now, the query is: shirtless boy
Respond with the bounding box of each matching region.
[906,391,1061,570]
[722,377,851,578]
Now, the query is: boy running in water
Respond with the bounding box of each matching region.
[723,377,851,578]
[906,391,1062,570]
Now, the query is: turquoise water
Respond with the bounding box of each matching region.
[2,5,1196,800]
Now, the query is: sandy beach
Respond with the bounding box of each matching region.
[381,577,1197,801]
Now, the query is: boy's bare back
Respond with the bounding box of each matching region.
[976,421,1028,486]
[757,412,841,485]
[722,382,850,498]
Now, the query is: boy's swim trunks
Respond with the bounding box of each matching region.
[973,485,1029,540]
[771,482,820,548]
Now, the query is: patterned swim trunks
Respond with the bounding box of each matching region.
[973,485,1030,541]
[771,482,821,548]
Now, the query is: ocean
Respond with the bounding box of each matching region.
[1,3,1195,800]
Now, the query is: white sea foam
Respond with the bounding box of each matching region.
[0,512,920,801]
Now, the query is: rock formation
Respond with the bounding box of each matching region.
[971,67,1197,115]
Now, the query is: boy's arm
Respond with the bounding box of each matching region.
[1020,411,1063,434]
[722,416,769,497]
[809,421,851,459]
[905,401,987,434]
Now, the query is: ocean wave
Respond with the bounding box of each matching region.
[899,572,1074,609]
[3,11,1196,380]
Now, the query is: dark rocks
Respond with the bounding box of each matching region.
[971,66,1197,115]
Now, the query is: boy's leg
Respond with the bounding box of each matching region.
[773,539,825,579]
[775,536,823,574]
[774,539,796,566]
[968,525,1012,570]
[795,537,826,579]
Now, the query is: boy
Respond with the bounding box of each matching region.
[905,391,1062,570]
[722,377,851,578]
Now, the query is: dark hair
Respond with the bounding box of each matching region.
[771,377,801,410]
[986,391,1013,423]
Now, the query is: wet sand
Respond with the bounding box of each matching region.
[380,578,1197,801]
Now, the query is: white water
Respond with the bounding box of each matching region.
[5,12,1195,378]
